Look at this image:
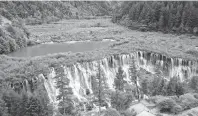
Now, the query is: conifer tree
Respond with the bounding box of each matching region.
[0,16,2,25]
[113,66,125,111]
[159,14,165,30]
[190,76,198,92]
[175,11,181,28]
[55,66,74,115]
[91,62,110,116]
[114,67,125,91]
[175,82,184,97]
[141,79,148,95]
[166,77,184,96]
[26,96,42,116]
[113,1,198,35]
[129,57,140,101]
[98,62,101,116]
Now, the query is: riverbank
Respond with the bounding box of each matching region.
[2,17,198,75]
[27,18,120,44]
[26,18,198,60]
[1,17,198,74]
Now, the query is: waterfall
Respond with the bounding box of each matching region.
[42,50,198,115]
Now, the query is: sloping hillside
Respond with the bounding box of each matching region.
[0,1,112,25]
[0,1,113,54]
[112,1,198,35]
[0,15,29,54]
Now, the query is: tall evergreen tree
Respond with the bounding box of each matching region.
[159,14,165,30]
[129,57,140,101]
[113,66,125,111]
[166,77,184,97]
[141,79,148,95]
[175,82,184,97]
[98,62,101,116]
[190,76,198,92]
[55,66,74,115]
[114,67,125,91]
[91,62,109,116]
[175,10,181,28]
[25,96,42,116]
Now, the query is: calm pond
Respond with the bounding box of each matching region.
[8,40,114,57]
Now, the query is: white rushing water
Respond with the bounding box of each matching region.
[40,50,198,115]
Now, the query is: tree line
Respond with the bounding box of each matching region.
[0,1,111,25]
[112,1,198,35]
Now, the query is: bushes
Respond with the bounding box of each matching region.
[0,80,53,116]
[0,37,11,54]
[194,94,198,99]
[179,94,198,110]
[0,28,5,37]
[189,76,198,91]
[171,105,183,114]
[111,91,134,111]
[0,98,8,116]
[9,39,17,52]
[27,39,38,46]
[103,108,121,116]
[157,98,177,113]
[156,93,198,114]
[6,25,16,35]
[0,23,28,54]
[121,109,136,116]
[157,98,182,114]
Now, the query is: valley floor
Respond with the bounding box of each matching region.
[1,18,198,116]
[27,18,198,61]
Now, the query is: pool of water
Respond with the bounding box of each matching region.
[8,40,114,57]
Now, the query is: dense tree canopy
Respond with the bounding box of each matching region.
[112,1,198,34]
[0,1,112,24]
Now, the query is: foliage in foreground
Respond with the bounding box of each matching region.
[150,93,198,114]
[103,108,121,116]
[0,82,53,116]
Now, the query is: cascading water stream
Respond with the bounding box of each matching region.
[42,50,198,115]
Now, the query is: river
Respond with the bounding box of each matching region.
[8,40,114,57]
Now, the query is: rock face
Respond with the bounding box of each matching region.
[42,50,198,115]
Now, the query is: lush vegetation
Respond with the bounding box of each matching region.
[1,52,198,115]
[0,1,112,25]
[0,1,113,54]
[112,1,198,35]
[0,76,53,116]
[0,16,30,54]
[1,1,198,114]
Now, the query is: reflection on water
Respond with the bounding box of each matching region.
[8,40,113,57]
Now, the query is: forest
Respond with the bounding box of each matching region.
[112,1,198,34]
[0,1,112,54]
